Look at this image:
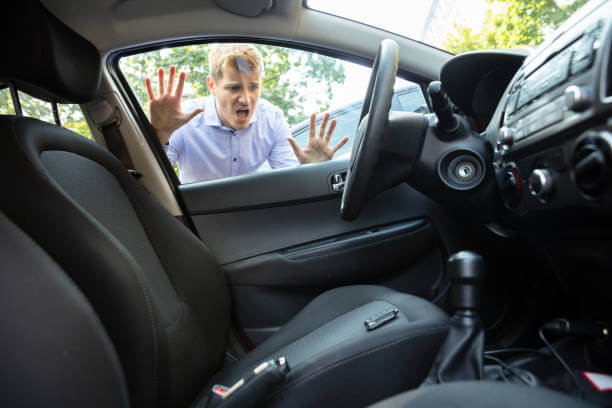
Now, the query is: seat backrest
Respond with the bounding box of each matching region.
[0,211,130,408]
[0,2,231,407]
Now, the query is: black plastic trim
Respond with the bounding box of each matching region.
[225,218,434,286]
[280,218,428,260]
[180,159,349,214]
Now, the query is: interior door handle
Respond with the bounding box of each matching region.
[330,171,347,192]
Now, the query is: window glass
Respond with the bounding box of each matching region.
[305,0,588,54]
[59,104,93,140]
[397,88,429,113]
[119,43,427,183]
[15,91,93,139]
[19,91,55,123]
[0,87,15,114]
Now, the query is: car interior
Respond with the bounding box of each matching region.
[1,0,612,407]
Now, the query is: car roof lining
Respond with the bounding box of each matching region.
[40,0,450,80]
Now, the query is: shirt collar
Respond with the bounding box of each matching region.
[199,96,259,129]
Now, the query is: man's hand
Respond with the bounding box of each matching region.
[287,112,349,164]
[145,66,203,145]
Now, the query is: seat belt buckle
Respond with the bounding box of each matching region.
[206,357,290,408]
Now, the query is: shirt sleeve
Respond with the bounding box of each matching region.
[267,108,299,169]
[164,128,184,166]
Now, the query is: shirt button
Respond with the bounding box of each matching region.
[233,158,237,162]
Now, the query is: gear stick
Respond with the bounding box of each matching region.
[423,251,485,384]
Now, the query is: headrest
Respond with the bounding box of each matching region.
[1,0,101,103]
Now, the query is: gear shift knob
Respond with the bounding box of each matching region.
[448,251,485,312]
[422,251,486,385]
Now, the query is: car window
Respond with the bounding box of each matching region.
[0,87,15,115]
[397,88,429,113]
[3,90,94,139]
[19,91,55,124]
[58,104,94,140]
[287,82,428,164]
[119,43,428,183]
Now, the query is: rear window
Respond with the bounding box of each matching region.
[0,88,93,139]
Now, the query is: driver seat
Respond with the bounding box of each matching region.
[0,2,450,407]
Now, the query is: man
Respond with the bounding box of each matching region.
[145,43,348,183]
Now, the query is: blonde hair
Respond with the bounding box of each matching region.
[208,43,264,80]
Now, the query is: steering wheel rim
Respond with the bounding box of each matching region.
[340,39,399,220]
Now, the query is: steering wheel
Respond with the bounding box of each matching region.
[340,39,399,220]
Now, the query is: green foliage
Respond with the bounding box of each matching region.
[0,87,93,139]
[0,88,15,114]
[64,120,93,140]
[19,91,55,123]
[59,102,93,139]
[444,0,590,54]
[120,44,346,126]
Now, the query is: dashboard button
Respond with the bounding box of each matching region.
[564,85,592,112]
[528,169,555,199]
[497,127,515,151]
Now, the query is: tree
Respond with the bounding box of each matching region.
[120,44,346,126]
[443,0,590,54]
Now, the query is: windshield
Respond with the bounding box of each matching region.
[306,0,590,54]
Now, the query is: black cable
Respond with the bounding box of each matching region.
[484,354,531,386]
[485,354,509,383]
[538,327,582,400]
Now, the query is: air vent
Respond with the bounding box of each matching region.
[572,131,612,195]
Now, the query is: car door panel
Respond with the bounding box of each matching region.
[224,218,434,287]
[180,160,345,216]
[225,219,444,345]
[180,160,441,263]
[178,159,450,345]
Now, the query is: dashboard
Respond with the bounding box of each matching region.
[485,0,612,217]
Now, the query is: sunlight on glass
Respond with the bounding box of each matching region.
[19,91,55,123]
[0,88,15,114]
[306,0,589,54]
[59,104,93,140]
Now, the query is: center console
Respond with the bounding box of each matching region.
[487,0,612,215]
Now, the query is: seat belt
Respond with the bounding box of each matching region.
[98,107,142,179]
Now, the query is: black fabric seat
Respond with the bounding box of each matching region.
[0,212,130,408]
[200,286,449,407]
[0,2,450,407]
[0,117,449,407]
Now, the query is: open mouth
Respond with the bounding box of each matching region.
[236,108,250,120]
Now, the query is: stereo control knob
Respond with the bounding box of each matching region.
[528,169,555,199]
[564,85,592,112]
[497,127,515,151]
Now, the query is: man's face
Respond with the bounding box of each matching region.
[207,61,260,130]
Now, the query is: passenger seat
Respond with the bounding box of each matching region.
[0,2,450,407]
[0,212,130,408]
